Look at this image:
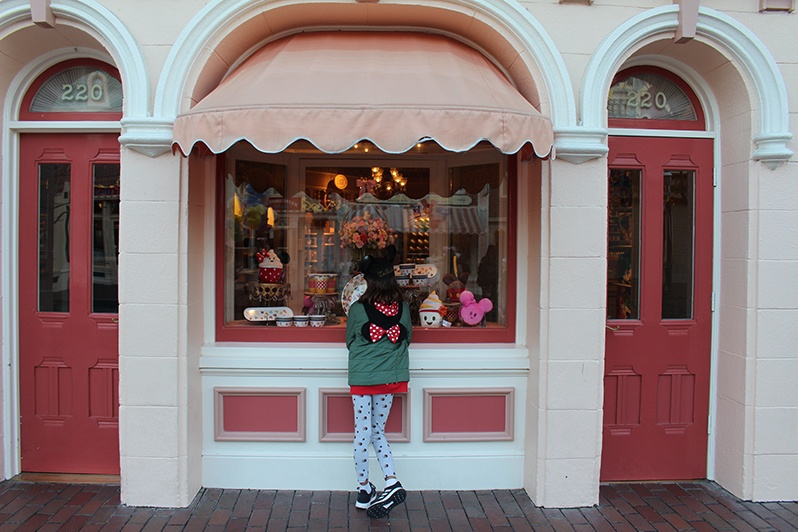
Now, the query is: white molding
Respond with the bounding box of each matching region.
[552,127,608,164]
[0,0,156,156]
[0,131,21,480]
[51,0,162,156]
[2,47,121,481]
[607,128,714,139]
[48,0,150,119]
[759,0,794,12]
[119,118,175,158]
[0,2,141,480]
[152,0,576,133]
[581,5,793,168]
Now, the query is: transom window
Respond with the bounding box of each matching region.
[608,67,704,130]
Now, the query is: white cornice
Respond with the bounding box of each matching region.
[581,5,793,168]
[119,117,175,158]
[153,0,576,161]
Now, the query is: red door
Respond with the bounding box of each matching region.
[601,136,713,481]
[19,133,120,474]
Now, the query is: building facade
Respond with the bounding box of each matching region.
[0,0,796,508]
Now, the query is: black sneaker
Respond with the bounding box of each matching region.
[366,481,406,518]
[355,482,377,509]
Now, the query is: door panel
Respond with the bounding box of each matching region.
[602,136,713,481]
[19,133,120,474]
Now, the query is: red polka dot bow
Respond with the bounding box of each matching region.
[369,323,401,343]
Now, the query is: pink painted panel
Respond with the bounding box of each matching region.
[430,395,506,433]
[326,395,354,434]
[423,388,514,442]
[213,387,306,442]
[223,395,298,433]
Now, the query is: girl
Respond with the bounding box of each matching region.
[346,246,411,519]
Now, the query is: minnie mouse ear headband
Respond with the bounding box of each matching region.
[360,245,397,281]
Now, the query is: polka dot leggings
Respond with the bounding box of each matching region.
[352,393,396,485]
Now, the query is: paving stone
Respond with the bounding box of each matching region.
[0,479,793,530]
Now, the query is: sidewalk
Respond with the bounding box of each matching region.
[0,478,796,530]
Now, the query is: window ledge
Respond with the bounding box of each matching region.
[200,343,530,374]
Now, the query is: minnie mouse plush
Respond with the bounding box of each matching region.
[458,290,493,326]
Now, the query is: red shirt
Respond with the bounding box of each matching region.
[350,382,408,395]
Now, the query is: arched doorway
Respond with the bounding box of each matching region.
[602,67,714,481]
[17,59,122,474]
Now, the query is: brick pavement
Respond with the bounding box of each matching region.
[0,479,795,530]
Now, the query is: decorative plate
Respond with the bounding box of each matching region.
[243,306,294,322]
[413,264,438,279]
[341,274,367,315]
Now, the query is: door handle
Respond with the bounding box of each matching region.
[605,324,620,331]
[111,317,119,324]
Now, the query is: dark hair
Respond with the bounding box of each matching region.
[358,245,403,305]
[360,275,404,306]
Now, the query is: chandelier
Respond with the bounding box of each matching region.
[371,166,406,199]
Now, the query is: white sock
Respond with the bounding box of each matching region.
[359,483,372,493]
[385,478,398,487]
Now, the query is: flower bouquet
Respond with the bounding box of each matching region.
[339,211,396,263]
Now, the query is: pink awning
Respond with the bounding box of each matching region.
[173,32,553,157]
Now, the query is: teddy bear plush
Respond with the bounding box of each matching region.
[458,290,493,326]
[442,272,469,303]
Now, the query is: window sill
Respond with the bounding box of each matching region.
[217,320,514,343]
[200,342,530,374]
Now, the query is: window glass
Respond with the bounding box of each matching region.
[39,163,71,312]
[606,168,641,320]
[662,170,695,319]
[222,141,509,335]
[608,73,697,121]
[92,163,120,313]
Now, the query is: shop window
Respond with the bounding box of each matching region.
[216,141,516,343]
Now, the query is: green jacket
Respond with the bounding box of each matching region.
[346,301,412,386]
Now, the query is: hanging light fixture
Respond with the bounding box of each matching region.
[371,166,406,199]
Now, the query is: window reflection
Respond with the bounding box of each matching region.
[223,141,508,331]
[92,163,120,313]
[606,168,640,320]
[662,170,694,319]
[39,163,71,312]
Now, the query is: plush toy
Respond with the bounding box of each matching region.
[419,291,448,327]
[458,290,493,326]
[442,272,469,303]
